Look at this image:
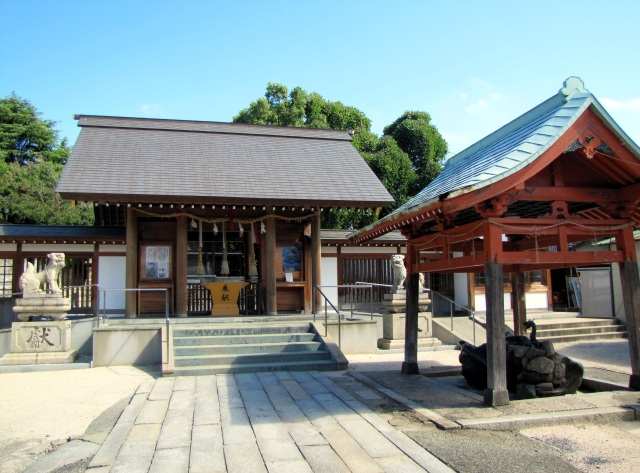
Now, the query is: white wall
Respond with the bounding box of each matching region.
[98,256,126,311]
[474,291,548,312]
[454,272,469,308]
[320,257,339,308]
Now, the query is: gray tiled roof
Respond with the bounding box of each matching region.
[57,116,393,207]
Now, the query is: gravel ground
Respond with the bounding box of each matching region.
[0,366,158,473]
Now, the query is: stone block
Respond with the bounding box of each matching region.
[9,320,72,352]
[13,296,71,321]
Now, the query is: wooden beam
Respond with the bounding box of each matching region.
[512,186,620,203]
[125,208,138,318]
[416,253,485,273]
[175,216,188,317]
[498,250,624,266]
[311,212,322,313]
[484,261,509,406]
[265,216,277,315]
[92,243,99,318]
[619,260,640,390]
[511,272,526,337]
[402,254,420,375]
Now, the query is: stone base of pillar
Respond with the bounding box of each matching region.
[483,388,510,406]
[630,374,640,391]
[0,320,77,365]
[377,312,441,350]
[401,361,419,375]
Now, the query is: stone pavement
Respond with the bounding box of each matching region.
[87,371,454,473]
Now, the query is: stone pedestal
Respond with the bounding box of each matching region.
[378,291,441,350]
[382,290,430,313]
[13,295,71,321]
[0,320,77,365]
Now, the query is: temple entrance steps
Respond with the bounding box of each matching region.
[530,318,627,343]
[170,322,344,376]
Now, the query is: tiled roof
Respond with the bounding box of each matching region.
[350,77,640,241]
[322,229,406,245]
[57,116,393,207]
[0,224,126,241]
[396,78,608,214]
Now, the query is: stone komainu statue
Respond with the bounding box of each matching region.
[19,253,66,295]
[391,254,406,291]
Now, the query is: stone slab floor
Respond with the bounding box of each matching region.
[87,371,453,473]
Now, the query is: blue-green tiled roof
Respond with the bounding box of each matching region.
[396,80,594,214]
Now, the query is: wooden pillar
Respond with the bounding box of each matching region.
[511,271,526,337]
[92,243,100,318]
[311,212,322,313]
[484,261,509,406]
[616,226,640,389]
[12,242,23,294]
[125,208,138,318]
[619,261,640,389]
[176,216,188,317]
[265,216,277,315]
[402,248,419,375]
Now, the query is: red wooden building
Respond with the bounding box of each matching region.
[351,77,640,404]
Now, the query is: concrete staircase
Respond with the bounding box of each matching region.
[170,322,343,376]
[532,318,627,343]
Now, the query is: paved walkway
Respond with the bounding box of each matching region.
[88,371,453,473]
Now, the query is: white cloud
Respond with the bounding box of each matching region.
[465,99,490,114]
[457,91,468,99]
[600,97,640,111]
[140,103,166,117]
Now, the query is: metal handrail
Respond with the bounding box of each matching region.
[430,289,477,345]
[313,285,344,347]
[355,282,393,320]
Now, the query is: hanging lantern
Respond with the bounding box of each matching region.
[239,222,244,237]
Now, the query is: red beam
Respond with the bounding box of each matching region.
[497,250,624,265]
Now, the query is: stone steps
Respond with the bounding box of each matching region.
[532,318,627,343]
[171,322,341,376]
[174,340,323,356]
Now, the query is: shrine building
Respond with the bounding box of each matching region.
[350,77,640,404]
[55,116,393,318]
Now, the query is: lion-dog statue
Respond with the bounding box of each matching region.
[19,253,66,295]
[391,254,406,291]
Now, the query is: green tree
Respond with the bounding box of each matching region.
[234,83,379,229]
[0,160,94,225]
[364,136,416,216]
[234,82,371,133]
[0,92,70,165]
[0,93,94,225]
[383,111,448,194]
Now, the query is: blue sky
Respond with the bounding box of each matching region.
[3,1,640,155]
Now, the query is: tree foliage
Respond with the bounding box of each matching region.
[363,136,416,216]
[383,111,448,194]
[0,93,70,165]
[0,161,94,225]
[0,93,93,225]
[234,83,371,133]
[233,84,448,229]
